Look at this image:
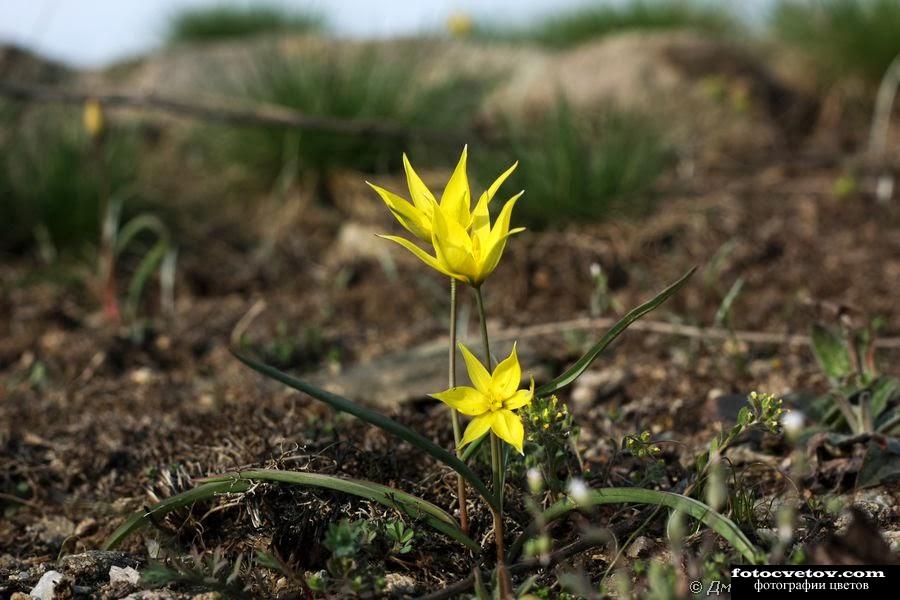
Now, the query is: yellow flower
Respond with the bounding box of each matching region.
[447,12,474,38]
[431,342,533,454]
[373,148,524,287]
[369,146,516,243]
[83,99,104,138]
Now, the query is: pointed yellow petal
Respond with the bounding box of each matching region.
[491,342,521,398]
[459,412,493,448]
[458,342,492,395]
[440,146,471,228]
[488,191,524,248]
[490,409,525,454]
[402,153,436,215]
[432,204,477,281]
[367,182,431,243]
[486,161,518,205]
[377,234,459,280]
[503,378,534,411]
[430,386,490,416]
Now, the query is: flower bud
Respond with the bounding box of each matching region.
[527,468,543,494]
[83,99,104,139]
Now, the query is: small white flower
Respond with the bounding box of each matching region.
[567,478,590,505]
[782,410,805,439]
[590,263,602,278]
[527,468,543,494]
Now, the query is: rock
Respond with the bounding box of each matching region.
[10,593,31,600]
[58,551,140,585]
[109,566,141,586]
[570,368,626,406]
[27,516,74,548]
[29,570,63,600]
[327,223,391,266]
[383,572,417,595]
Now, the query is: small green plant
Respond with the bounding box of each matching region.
[809,320,899,435]
[384,520,415,555]
[771,0,900,81]
[142,548,248,598]
[523,395,581,492]
[479,102,673,228]
[167,4,325,44]
[474,0,738,47]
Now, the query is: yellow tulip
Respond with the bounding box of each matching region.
[369,145,517,240]
[373,148,523,287]
[431,342,533,454]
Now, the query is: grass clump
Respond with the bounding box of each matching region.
[167,4,324,44]
[475,0,738,48]
[478,102,673,228]
[771,0,900,81]
[204,46,490,194]
[0,108,140,253]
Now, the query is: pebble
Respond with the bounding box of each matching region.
[29,570,62,600]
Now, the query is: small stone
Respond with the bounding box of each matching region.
[625,536,652,558]
[29,570,63,600]
[11,593,31,600]
[109,566,141,586]
[383,573,417,594]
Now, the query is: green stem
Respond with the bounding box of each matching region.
[449,278,469,534]
[475,285,512,598]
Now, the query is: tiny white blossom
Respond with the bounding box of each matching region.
[527,468,543,494]
[782,410,805,439]
[567,478,590,505]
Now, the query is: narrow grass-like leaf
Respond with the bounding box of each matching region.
[103,479,252,550]
[201,469,479,551]
[536,267,695,397]
[233,351,498,510]
[810,324,852,382]
[509,487,762,563]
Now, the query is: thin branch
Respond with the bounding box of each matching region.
[0,80,467,144]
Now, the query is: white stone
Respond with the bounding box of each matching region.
[29,570,63,600]
[109,565,141,585]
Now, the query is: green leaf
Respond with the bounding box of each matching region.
[509,486,762,564]
[810,324,852,381]
[103,479,252,550]
[536,267,695,397]
[233,351,497,510]
[104,470,480,552]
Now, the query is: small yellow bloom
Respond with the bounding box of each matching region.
[83,99,104,138]
[431,342,533,454]
[374,148,524,287]
[447,12,474,38]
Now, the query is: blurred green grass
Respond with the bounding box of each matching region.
[198,45,493,194]
[771,0,900,81]
[167,4,325,44]
[0,107,142,253]
[478,102,673,228]
[473,0,738,47]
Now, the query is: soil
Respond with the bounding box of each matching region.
[2,33,900,600]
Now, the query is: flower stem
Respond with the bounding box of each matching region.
[474,285,512,598]
[448,278,469,534]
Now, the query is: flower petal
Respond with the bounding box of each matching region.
[503,378,533,411]
[402,153,437,215]
[440,146,471,228]
[430,386,490,416]
[490,409,525,454]
[471,161,517,243]
[458,342,492,396]
[377,234,461,280]
[491,342,521,398]
[459,412,493,448]
[432,204,477,280]
[367,182,431,243]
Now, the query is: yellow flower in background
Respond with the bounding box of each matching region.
[373,147,523,287]
[446,12,474,38]
[83,99,104,139]
[431,342,533,454]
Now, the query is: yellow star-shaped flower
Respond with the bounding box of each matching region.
[431,342,533,454]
